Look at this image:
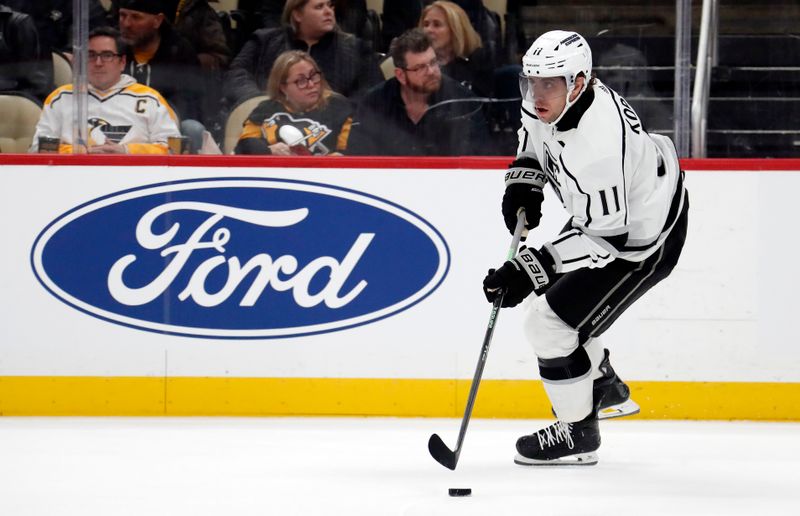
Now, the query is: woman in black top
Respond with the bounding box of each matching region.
[418,0,494,97]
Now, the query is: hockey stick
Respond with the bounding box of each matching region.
[428,210,527,470]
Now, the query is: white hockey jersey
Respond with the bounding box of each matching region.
[30,74,180,154]
[517,79,686,273]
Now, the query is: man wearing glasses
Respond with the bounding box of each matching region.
[350,28,490,156]
[30,26,180,153]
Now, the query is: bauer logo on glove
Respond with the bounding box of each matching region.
[482,246,555,307]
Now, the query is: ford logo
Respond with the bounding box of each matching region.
[31,178,450,338]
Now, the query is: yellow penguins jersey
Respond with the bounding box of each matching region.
[30,74,180,154]
[235,94,353,155]
[517,79,686,272]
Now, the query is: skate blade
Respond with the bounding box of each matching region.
[598,399,640,420]
[514,452,598,466]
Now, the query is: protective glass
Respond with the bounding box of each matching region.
[518,74,568,102]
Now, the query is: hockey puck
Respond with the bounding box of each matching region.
[448,488,472,497]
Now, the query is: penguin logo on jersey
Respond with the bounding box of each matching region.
[262,113,332,155]
[88,117,132,144]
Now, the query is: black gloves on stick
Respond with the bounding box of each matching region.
[502,155,547,235]
[483,246,555,307]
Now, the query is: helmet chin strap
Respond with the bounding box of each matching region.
[545,80,587,127]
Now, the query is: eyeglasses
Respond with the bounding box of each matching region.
[403,59,439,74]
[285,70,322,89]
[88,51,121,62]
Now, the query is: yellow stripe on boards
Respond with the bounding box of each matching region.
[0,377,798,420]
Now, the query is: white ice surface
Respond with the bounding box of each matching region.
[1,417,798,515]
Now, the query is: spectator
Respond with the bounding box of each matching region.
[171,0,230,69]
[235,50,353,155]
[117,0,207,150]
[256,0,369,39]
[383,0,499,58]
[29,26,180,154]
[350,28,490,156]
[0,2,50,101]
[419,0,494,97]
[224,0,382,105]
[111,0,230,70]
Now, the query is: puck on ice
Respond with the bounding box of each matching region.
[448,488,472,497]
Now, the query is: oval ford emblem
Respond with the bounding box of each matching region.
[31,178,450,338]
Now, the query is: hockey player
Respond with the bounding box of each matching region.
[30,26,180,154]
[483,30,688,465]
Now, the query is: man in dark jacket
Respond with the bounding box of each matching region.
[0,3,50,100]
[112,0,230,70]
[117,0,204,126]
[350,28,490,156]
[223,0,381,105]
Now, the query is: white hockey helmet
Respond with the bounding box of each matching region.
[520,30,592,124]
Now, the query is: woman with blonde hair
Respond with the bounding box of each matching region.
[419,0,495,97]
[235,50,354,155]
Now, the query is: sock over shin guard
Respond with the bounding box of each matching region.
[582,338,606,382]
[539,345,594,422]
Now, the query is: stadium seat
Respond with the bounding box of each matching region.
[211,0,239,12]
[223,95,270,154]
[365,0,383,16]
[52,51,72,87]
[379,54,395,80]
[0,93,43,153]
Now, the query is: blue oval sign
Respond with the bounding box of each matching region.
[31,178,450,338]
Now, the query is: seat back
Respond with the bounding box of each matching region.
[52,51,72,87]
[224,95,270,154]
[211,0,239,12]
[379,55,395,80]
[365,0,383,15]
[0,93,43,153]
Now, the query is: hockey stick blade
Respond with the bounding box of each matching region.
[428,433,457,470]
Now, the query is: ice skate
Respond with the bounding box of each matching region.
[514,413,600,466]
[594,348,640,420]
[547,348,640,420]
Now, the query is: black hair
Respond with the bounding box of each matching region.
[88,26,129,56]
[389,28,432,70]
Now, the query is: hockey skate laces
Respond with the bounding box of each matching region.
[536,421,575,450]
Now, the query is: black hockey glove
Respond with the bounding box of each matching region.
[502,155,548,235]
[483,246,555,308]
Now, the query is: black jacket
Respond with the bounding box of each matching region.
[441,45,496,98]
[124,23,204,122]
[350,75,491,156]
[0,4,49,100]
[224,27,382,104]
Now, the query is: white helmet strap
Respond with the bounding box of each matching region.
[549,75,587,127]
